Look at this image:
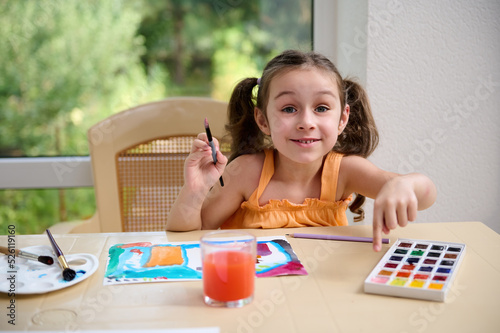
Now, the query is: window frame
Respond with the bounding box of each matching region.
[0,0,367,190]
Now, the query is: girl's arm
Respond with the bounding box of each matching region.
[166,137,262,231]
[339,156,437,252]
[201,153,264,229]
[166,133,228,231]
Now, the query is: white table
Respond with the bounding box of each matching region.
[1,222,499,332]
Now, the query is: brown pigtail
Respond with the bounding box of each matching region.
[226,78,267,162]
[335,78,379,222]
[335,79,379,157]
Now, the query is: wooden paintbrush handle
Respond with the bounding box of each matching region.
[0,245,15,256]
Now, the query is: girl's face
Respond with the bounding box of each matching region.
[255,68,349,165]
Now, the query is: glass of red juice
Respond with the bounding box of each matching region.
[201,231,256,307]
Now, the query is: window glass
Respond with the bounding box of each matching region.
[0,0,312,234]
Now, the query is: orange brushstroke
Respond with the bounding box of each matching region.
[144,246,184,267]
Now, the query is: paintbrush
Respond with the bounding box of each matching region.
[45,229,76,281]
[0,245,54,265]
[204,117,224,187]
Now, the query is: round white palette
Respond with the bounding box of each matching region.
[0,245,98,294]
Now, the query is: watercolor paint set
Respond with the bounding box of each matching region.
[364,238,465,301]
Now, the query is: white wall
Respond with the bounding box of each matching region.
[355,0,500,232]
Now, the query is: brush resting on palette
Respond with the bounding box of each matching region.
[0,246,54,265]
[45,229,76,281]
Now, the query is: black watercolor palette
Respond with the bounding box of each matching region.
[364,238,466,301]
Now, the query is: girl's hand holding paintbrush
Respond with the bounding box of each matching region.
[166,128,227,232]
[184,132,227,191]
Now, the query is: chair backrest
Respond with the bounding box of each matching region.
[88,97,229,232]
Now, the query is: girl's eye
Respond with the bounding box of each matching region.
[315,106,329,113]
[282,106,297,113]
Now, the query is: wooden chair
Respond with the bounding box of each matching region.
[83,97,229,232]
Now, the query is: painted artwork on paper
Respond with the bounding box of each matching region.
[255,237,307,277]
[104,242,202,285]
[104,236,307,285]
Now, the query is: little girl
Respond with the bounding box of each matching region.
[166,50,436,251]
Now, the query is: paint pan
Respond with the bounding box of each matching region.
[364,238,465,301]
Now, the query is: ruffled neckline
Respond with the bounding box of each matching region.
[244,194,353,211]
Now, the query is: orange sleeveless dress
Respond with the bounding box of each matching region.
[221,149,352,229]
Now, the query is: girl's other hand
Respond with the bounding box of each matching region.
[372,175,419,252]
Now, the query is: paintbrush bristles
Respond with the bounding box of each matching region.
[63,269,76,281]
[58,256,76,281]
[34,254,54,265]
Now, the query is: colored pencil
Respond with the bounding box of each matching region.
[204,117,224,187]
[287,233,390,244]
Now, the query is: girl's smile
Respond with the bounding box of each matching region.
[290,137,321,146]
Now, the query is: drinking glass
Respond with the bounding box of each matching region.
[201,231,256,307]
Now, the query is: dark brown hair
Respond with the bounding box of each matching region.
[226,50,379,221]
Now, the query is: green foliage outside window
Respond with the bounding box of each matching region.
[0,0,312,234]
